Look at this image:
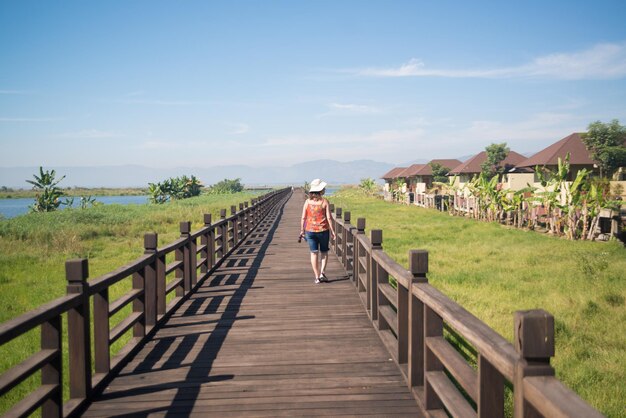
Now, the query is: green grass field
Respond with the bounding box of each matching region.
[0,191,261,414]
[330,188,625,417]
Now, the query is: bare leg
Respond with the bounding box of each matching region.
[319,251,328,276]
[310,252,320,279]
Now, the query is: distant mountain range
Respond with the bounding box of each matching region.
[0,159,396,188]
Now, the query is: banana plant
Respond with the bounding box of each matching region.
[26,167,66,212]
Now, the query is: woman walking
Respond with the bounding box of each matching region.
[301,179,336,283]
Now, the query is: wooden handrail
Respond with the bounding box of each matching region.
[0,294,80,345]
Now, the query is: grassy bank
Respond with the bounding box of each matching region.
[0,187,148,199]
[0,191,261,414]
[330,188,625,417]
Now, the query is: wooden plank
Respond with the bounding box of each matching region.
[523,376,604,418]
[4,384,58,418]
[426,371,477,418]
[378,305,398,336]
[109,312,143,344]
[379,282,397,308]
[165,260,183,276]
[108,288,142,317]
[0,349,58,397]
[426,336,477,401]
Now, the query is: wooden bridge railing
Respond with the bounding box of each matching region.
[329,204,604,418]
[0,188,291,418]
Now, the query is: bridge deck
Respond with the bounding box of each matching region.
[83,191,422,417]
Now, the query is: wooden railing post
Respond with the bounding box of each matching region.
[408,250,428,389]
[355,218,366,295]
[342,211,350,271]
[424,305,444,410]
[243,202,249,236]
[156,243,166,318]
[335,208,343,260]
[65,259,92,401]
[513,310,555,418]
[179,221,192,293]
[239,203,245,240]
[230,205,237,248]
[251,199,257,227]
[329,203,335,250]
[41,315,62,418]
[219,209,227,259]
[144,233,158,329]
[370,230,382,321]
[204,214,214,271]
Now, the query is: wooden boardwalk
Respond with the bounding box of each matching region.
[83,190,423,417]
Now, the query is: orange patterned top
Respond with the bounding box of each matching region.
[304,199,329,232]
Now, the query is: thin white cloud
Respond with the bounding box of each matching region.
[316,102,382,119]
[354,42,626,80]
[54,129,124,139]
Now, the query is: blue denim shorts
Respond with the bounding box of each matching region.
[305,230,330,253]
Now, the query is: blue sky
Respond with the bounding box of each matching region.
[1,1,626,168]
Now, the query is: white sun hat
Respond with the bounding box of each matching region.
[309,178,327,193]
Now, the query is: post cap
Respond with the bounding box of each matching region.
[514,310,555,359]
[204,213,212,225]
[344,211,351,222]
[336,207,342,217]
[231,205,237,214]
[180,221,191,234]
[244,201,249,208]
[329,203,335,212]
[239,203,244,210]
[409,250,428,276]
[66,259,89,283]
[220,209,227,218]
[144,232,158,251]
[371,229,383,248]
[357,218,366,232]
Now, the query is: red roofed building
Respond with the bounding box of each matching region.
[412,159,461,192]
[449,150,526,187]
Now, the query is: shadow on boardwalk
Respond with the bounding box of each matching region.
[83,191,421,417]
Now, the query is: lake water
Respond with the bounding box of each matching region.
[0,188,339,219]
[0,195,149,219]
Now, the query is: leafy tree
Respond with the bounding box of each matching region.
[207,178,244,194]
[481,142,510,179]
[582,119,626,178]
[429,162,451,183]
[26,167,66,212]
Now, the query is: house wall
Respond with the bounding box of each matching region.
[504,173,535,191]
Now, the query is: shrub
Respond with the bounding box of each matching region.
[207,178,244,194]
